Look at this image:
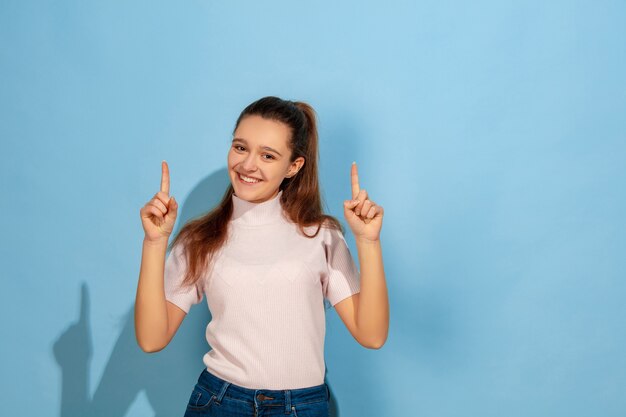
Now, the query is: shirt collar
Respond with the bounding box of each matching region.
[231,189,285,226]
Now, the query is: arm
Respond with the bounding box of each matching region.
[355,237,389,347]
[136,161,189,352]
[134,238,186,353]
[335,161,388,349]
[335,238,389,349]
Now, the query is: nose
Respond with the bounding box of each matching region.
[241,153,258,172]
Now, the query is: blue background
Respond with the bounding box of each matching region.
[2,1,625,416]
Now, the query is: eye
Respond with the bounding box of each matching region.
[234,145,245,152]
[262,154,276,160]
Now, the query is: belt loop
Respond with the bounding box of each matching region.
[284,389,292,414]
[215,381,230,404]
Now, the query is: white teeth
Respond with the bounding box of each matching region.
[239,173,260,183]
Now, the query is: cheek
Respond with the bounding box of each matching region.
[270,163,289,178]
[227,150,237,166]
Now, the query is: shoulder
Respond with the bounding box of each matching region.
[295,218,347,246]
[168,239,191,266]
[319,219,349,247]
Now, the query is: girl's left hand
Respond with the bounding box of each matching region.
[343,162,384,242]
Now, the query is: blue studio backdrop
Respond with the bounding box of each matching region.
[1,1,625,416]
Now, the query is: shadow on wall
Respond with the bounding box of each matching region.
[51,167,365,417]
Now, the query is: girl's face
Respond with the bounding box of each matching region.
[228,115,305,203]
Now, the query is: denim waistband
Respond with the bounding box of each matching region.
[196,368,329,411]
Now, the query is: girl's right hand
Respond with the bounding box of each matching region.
[140,161,178,242]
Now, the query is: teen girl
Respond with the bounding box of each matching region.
[135,96,389,416]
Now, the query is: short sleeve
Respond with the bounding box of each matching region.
[322,228,361,307]
[164,242,204,313]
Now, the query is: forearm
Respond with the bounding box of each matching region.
[134,238,170,352]
[354,237,389,348]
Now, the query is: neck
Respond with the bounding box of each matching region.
[231,189,285,226]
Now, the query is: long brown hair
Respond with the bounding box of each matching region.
[168,96,344,292]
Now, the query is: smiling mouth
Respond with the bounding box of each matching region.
[237,173,262,184]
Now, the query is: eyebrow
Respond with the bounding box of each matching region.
[232,137,283,157]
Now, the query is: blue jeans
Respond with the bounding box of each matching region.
[183,368,331,417]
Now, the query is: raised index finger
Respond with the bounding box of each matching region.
[161,160,170,195]
[351,161,360,200]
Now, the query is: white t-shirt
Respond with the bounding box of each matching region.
[164,189,361,389]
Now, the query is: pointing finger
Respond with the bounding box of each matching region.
[161,160,170,196]
[351,161,360,200]
[78,282,90,328]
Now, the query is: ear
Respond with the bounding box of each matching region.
[286,156,305,178]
